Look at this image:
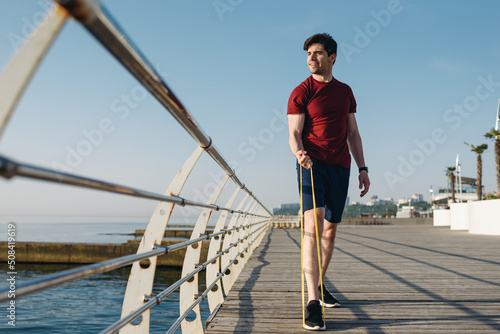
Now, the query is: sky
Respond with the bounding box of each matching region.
[1,0,499,223]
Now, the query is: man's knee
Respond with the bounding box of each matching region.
[322,223,338,241]
[304,209,325,233]
[304,208,325,221]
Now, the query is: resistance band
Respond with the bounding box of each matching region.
[300,165,326,327]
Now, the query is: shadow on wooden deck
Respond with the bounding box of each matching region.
[206,225,500,333]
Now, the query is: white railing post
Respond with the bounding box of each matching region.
[179,175,229,334]
[251,208,270,253]
[220,194,250,295]
[224,198,254,292]
[206,187,241,313]
[0,4,67,137]
[120,147,204,334]
[231,201,259,281]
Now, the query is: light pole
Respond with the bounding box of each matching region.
[495,98,499,131]
[458,164,462,203]
[456,154,463,203]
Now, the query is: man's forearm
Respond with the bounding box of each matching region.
[347,133,366,168]
[289,133,305,159]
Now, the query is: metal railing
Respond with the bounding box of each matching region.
[0,1,273,333]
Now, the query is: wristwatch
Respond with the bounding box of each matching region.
[359,166,368,173]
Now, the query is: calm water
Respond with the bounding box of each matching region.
[0,222,211,333]
[1,221,159,244]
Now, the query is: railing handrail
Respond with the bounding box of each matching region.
[53,0,271,216]
[0,156,268,218]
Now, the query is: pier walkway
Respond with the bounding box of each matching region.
[206,225,500,333]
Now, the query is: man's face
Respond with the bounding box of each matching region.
[307,43,336,75]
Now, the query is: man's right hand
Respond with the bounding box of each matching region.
[296,150,313,169]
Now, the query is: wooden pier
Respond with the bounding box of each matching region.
[206,225,500,333]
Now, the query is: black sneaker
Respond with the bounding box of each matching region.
[304,300,326,331]
[318,284,341,308]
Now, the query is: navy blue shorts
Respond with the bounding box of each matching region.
[296,162,350,223]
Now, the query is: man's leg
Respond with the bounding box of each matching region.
[303,207,325,302]
[319,164,347,283]
[320,220,338,281]
[317,219,342,308]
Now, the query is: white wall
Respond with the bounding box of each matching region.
[468,199,500,235]
[450,203,469,230]
[433,209,451,226]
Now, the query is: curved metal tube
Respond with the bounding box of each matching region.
[54,0,271,216]
[0,155,267,218]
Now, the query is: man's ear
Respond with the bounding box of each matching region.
[330,53,337,64]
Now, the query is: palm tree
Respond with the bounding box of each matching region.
[464,142,488,200]
[484,129,500,194]
[445,166,456,203]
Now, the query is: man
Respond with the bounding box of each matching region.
[287,33,370,331]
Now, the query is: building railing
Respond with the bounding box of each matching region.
[0,1,272,333]
[271,215,300,228]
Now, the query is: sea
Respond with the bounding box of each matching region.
[0,220,211,333]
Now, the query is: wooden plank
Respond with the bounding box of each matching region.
[206,226,500,333]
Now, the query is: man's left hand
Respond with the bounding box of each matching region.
[359,171,370,197]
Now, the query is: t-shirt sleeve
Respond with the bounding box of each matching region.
[348,86,357,113]
[287,86,307,114]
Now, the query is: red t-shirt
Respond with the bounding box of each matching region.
[287,76,356,168]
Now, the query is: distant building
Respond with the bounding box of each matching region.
[398,198,408,205]
[383,197,394,204]
[273,203,300,215]
[365,195,377,206]
[280,203,300,209]
[396,205,413,218]
[431,176,481,209]
[411,194,424,202]
[366,195,394,206]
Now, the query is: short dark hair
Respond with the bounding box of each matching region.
[303,33,337,56]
